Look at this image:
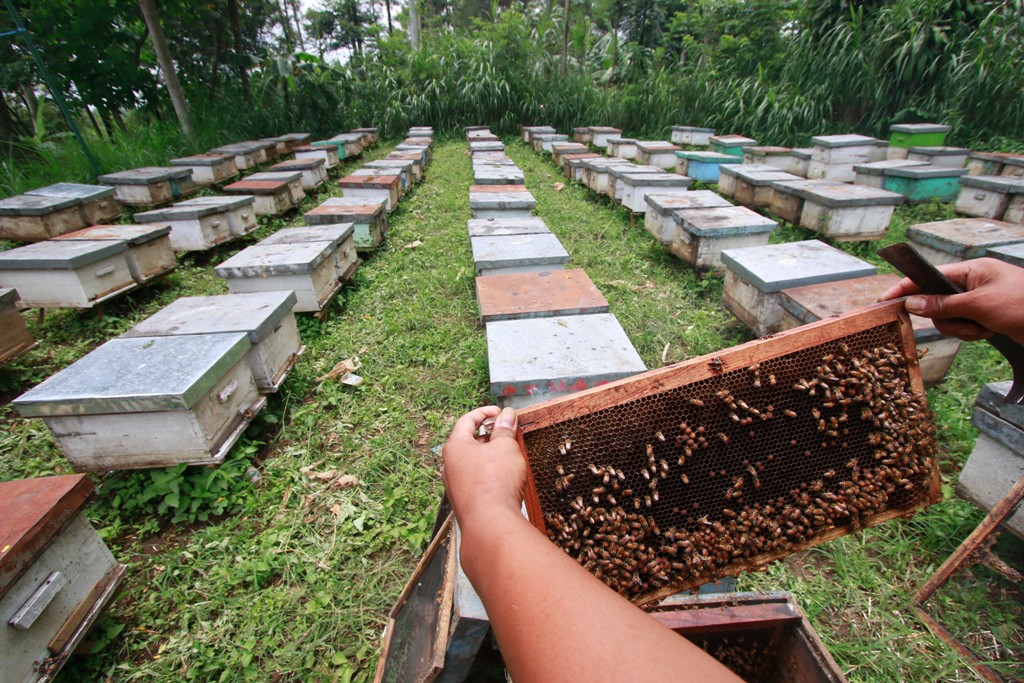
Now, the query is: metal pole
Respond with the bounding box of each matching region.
[3,0,102,177]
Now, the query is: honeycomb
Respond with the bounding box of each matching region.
[522,320,940,605]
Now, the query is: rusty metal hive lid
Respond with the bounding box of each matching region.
[122,291,297,343]
[0,239,127,269]
[14,333,251,416]
[0,474,94,599]
[25,182,114,202]
[676,206,777,237]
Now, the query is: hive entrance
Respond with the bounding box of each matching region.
[519,302,941,605]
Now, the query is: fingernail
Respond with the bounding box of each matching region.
[905,296,926,314]
[497,407,517,430]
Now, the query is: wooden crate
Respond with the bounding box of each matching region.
[216,242,340,312]
[0,240,136,309]
[0,475,126,683]
[305,197,388,252]
[643,191,732,245]
[14,334,265,470]
[516,300,939,605]
[269,157,328,191]
[955,174,1024,220]
[777,273,959,387]
[0,194,89,242]
[907,217,1024,266]
[25,183,121,226]
[97,166,196,207]
[169,154,239,185]
[259,223,358,282]
[0,288,36,365]
[670,126,715,146]
[670,206,777,273]
[223,179,295,216]
[123,291,303,394]
[52,224,176,285]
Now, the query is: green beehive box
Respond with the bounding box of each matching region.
[882,166,967,203]
[889,123,951,150]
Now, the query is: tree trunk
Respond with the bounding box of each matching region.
[384,0,393,33]
[210,20,221,97]
[561,0,570,79]
[609,15,619,84]
[290,0,306,50]
[84,105,107,140]
[227,0,251,101]
[0,87,23,142]
[409,0,420,50]
[20,85,39,134]
[275,0,295,51]
[137,0,194,140]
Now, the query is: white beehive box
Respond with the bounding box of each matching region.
[209,142,264,170]
[533,134,569,154]
[25,183,121,226]
[906,146,970,168]
[0,194,89,242]
[222,178,294,216]
[790,181,903,241]
[741,147,808,176]
[0,287,36,365]
[470,233,569,277]
[670,206,777,273]
[386,152,425,182]
[573,126,593,144]
[719,165,801,209]
[581,158,634,194]
[469,186,536,220]
[244,139,280,163]
[394,144,430,167]
[215,242,340,313]
[467,217,551,238]
[52,224,176,285]
[777,273,960,386]
[171,196,258,237]
[134,197,245,251]
[247,171,306,205]
[643,191,732,245]
[97,167,196,207]
[0,240,136,309]
[767,178,827,225]
[305,197,388,252]
[709,134,757,157]
[15,333,264,470]
[955,175,1024,222]
[621,172,692,212]
[907,217,1024,266]
[469,141,505,156]
[0,475,126,683]
[259,223,358,282]
[807,134,886,182]
[550,142,589,167]
[123,291,303,394]
[294,144,340,170]
[720,240,876,336]
[407,127,432,138]
[986,241,1024,267]
[635,141,683,169]
[670,126,715,146]
[607,138,639,160]
[565,155,599,181]
[853,160,928,188]
[273,132,312,152]
[965,151,1024,178]
[521,126,555,144]
[609,164,663,201]
[169,154,239,185]
[364,159,415,190]
[588,126,622,149]
[269,157,328,191]
[339,174,401,212]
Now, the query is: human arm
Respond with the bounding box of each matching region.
[441,405,743,683]
[879,257,1024,344]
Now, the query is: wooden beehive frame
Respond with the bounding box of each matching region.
[517,301,942,605]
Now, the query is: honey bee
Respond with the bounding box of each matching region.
[689,398,705,408]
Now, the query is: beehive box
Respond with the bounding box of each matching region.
[222,179,294,216]
[533,134,570,154]
[167,195,259,238]
[352,127,379,144]
[986,241,1024,267]
[352,168,407,199]
[469,185,536,220]
[717,164,779,199]
[465,130,497,143]
[608,138,640,160]
[363,159,415,189]
[487,312,646,404]
[740,147,808,177]
[644,191,733,245]
[906,146,969,168]
[394,144,431,167]
[469,141,505,155]
[169,154,239,185]
[650,592,847,682]
[269,157,328,191]
[386,152,425,182]
[955,175,1024,222]
[581,158,634,194]
[517,300,938,605]
[123,291,303,394]
[406,127,432,138]
[573,126,593,144]
[215,242,340,312]
[853,160,928,189]
[472,163,524,186]
[671,126,715,147]
[710,135,757,157]
[721,240,876,336]
[467,216,550,238]
[609,164,664,201]
[719,166,801,209]
[0,194,89,242]
[293,144,340,170]
[0,240,136,309]
[246,171,306,205]
[521,125,555,144]
[621,173,692,213]
[15,333,264,470]
[0,474,126,683]
[565,154,602,181]
[791,182,903,241]
[476,269,608,322]
[960,381,1024,539]
[52,224,175,285]
[314,136,356,160]
[97,166,196,207]
[134,200,236,251]
[305,197,388,252]
[209,143,263,170]
[675,151,743,183]
[470,232,569,276]
[790,148,813,177]
[339,174,401,212]
[550,142,589,167]
[670,206,777,273]
[273,132,312,151]
[767,179,828,225]
[807,135,886,183]
[0,288,36,365]
[882,166,967,203]
[906,217,1024,266]
[966,151,1024,178]
[259,223,358,282]
[778,273,960,386]
[244,139,279,163]
[589,126,623,148]
[888,123,951,157]
[635,141,684,170]
[25,183,121,226]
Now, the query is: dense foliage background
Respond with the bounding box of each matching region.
[1,0,1023,193]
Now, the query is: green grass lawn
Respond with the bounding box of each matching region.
[1,139,1021,681]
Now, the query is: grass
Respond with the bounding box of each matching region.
[1,138,1022,681]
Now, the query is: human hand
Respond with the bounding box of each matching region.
[441,406,528,530]
[879,257,1024,344]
